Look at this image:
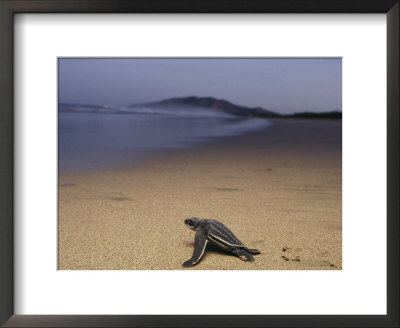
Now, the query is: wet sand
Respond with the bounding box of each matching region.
[58,118,342,270]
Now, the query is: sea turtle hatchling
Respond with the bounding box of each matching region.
[182,217,260,267]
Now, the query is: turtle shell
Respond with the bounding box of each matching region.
[205,219,244,249]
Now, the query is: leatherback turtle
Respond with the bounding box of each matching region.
[182,217,260,267]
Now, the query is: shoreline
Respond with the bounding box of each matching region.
[58,112,272,171]
[58,118,342,270]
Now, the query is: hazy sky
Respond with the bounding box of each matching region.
[59,58,341,114]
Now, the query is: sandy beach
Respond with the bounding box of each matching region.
[58,118,342,270]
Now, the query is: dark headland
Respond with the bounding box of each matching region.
[128,96,342,119]
[59,96,341,119]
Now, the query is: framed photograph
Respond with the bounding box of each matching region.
[0,1,398,327]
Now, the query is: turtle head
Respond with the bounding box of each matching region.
[184,217,201,231]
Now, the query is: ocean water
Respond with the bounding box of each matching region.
[58,111,271,170]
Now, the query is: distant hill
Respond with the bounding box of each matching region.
[129,96,341,119]
[59,97,342,119]
[128,96,280,118]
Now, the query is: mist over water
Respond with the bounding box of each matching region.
[120,105,235,118]
[59,111,271,170]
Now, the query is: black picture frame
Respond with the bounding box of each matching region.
[0,1,398,327]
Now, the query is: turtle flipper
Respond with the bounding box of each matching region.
[245,248,261,255]
[182,229,208,267]
[232,248,255,262]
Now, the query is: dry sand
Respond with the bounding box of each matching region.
[58,118,342,270]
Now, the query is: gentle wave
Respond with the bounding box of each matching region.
[118,106,235,118]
